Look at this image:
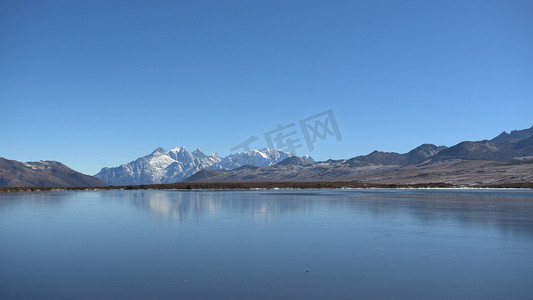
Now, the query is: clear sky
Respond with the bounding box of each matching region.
[1,0,532,175]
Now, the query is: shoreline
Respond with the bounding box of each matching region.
[1,181,533,192]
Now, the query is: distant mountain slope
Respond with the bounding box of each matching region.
[0,158,105,187]
[183,155,533,186]
[432,140,503,161]
[95,147,310,185]
[275,156,314,166]
[433,126,533,161]
[184,125,533,185]
[491,126,533,143]
[516,136,533,149]
[184,169,227,182]
[345,144,447,166]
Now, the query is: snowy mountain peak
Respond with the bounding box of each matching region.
[170,146,188,152]
[151,147,167,155]
[192,148,207,158]
[302,155,315,162]
[95,147,308,185]
[209,148,294,170]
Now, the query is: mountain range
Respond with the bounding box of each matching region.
[94,147,311,185]
[184,125,533,185]
[1,125,532,187]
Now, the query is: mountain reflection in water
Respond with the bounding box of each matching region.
[121,189,533,238]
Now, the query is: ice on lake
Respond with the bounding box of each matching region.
[1,189,532,299]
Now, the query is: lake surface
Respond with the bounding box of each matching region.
[1,189,533,299]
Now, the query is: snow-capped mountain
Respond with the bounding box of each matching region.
[209,149,293,170]
[95,147,310,185]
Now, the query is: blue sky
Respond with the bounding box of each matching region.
[1,0,532,175]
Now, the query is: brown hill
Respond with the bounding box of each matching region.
[0,157,106,187]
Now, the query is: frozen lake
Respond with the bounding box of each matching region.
[1,189,533,299]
